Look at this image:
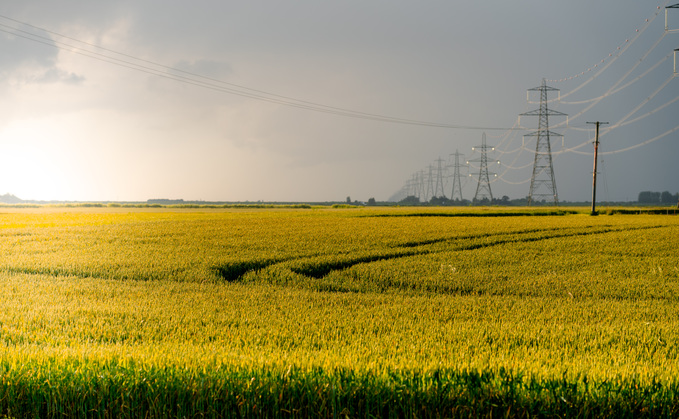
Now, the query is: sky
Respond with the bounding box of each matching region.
[0,1,677,203]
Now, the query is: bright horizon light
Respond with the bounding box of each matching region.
[0,118,74,201]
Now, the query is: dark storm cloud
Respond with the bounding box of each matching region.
[0,0,675,202]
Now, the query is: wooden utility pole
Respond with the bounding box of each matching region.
[587,121,608,215]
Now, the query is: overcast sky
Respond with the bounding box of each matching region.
[0,1,677,202]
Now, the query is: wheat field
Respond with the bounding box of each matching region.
[0,206,676,417]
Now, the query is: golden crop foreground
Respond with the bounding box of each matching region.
[0,207,677,416]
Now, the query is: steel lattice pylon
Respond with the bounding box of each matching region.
[425,165,434,202]
[470,133,494,204]
[450,149,466,201]
[520,79,567,206]
[417,170,426,201]
[433,157,447,199]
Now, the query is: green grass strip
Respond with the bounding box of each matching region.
[0,360,677,418]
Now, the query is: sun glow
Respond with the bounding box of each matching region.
[0,118,76,201]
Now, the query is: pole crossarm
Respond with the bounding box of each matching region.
[520,109,568,117]
[523,130,564,138]
[667,4,679,32]
[527,85,560,92]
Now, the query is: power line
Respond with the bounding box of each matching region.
[0,14,515,131]
[604,74,676,131]
[547,2,668,84]
[550,34,670,130]
[486,8,677,191]
[545,72,678,156]
[497,176,532,186]
[550,52,671,105]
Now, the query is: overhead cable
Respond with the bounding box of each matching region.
[0,14,514,131]
[602,74,676,132]
[539,53,670,105]
[564,123,679,156]
[614,93,679,127]
[550,32,670,130]
[546,2,667,86]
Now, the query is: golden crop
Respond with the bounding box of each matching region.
[0,206,676,416]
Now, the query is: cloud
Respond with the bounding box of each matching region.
[30,67,85,85]
[0,30,57,73]
[0,28,84,85]
[0,1,675,202]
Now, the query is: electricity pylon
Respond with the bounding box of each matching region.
[405,174,417,198]
[469,133,495,204]
[520,79,566,206]
[449,149,466,201]
[425,165,435,202]
[433,157,447,198]
[416,170,426,201]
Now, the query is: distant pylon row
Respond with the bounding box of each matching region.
[399,135,501,204]
[394,78,567,205]
[402,151,469,202]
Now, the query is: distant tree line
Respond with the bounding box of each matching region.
[389,191,679,207]
[637,191,678,204]
[397,195,519,206]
